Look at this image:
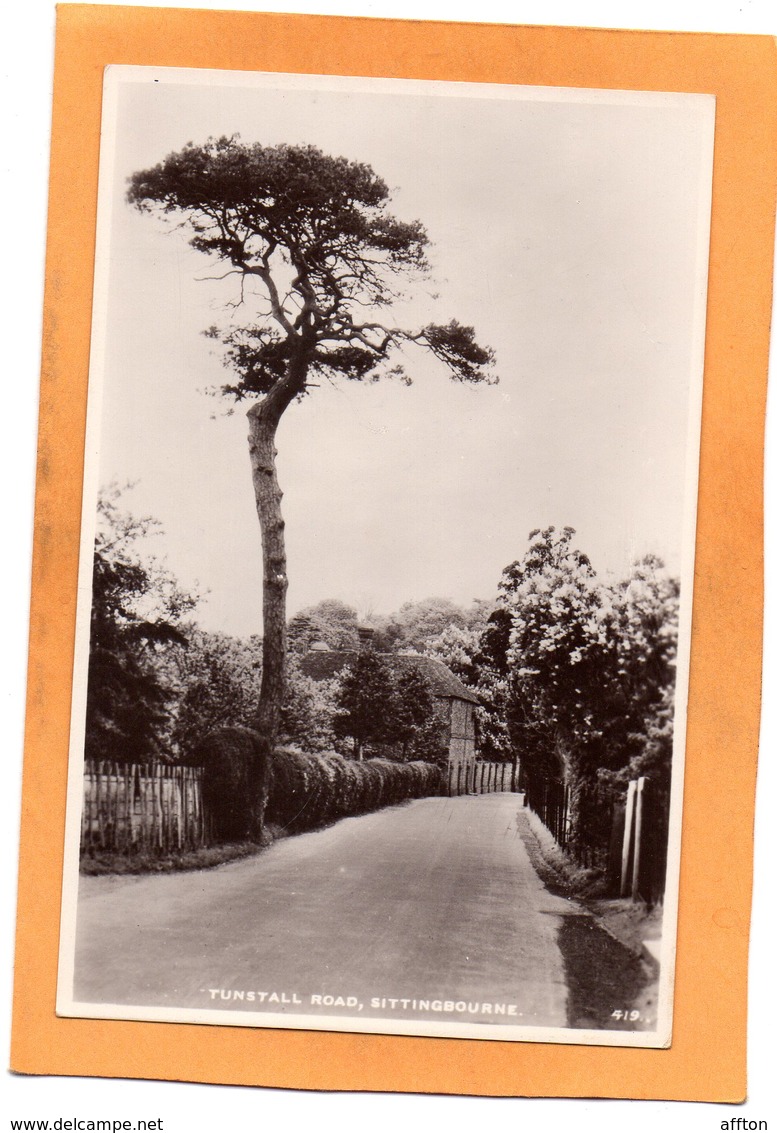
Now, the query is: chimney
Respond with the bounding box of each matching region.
[357,626,375,650]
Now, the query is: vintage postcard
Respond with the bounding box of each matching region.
[10,6,776,1102]
[53,63,715,1050]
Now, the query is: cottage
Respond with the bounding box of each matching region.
[299,643,478,774]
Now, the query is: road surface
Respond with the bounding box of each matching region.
[69,793,647,1032]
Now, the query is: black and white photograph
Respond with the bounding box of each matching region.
[55,64,714,1048]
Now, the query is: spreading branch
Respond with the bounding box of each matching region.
[128,136,497,400]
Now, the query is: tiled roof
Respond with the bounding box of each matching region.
[389,655,480,703]
[299,650,358,682]
[298,650,479,704]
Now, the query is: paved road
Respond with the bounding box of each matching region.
[71,794,589,1031]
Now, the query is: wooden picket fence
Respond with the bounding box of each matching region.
[448,760,514,796]
[81,760,210,854]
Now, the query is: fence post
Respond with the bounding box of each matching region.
[631,776,646,900]
[620,779,637,897]
[89,764,97,851]
[194,766,203,846]
[110,762,118,850]
[181,766,188,849]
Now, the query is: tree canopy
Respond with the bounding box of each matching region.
[86,486,198,764]
[333,651,399,760]
[171,629,263,759]
[128,138,496,398]
[288,599,360,653]
[494,526,679,861]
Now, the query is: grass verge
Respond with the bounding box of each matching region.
[79,827,287,875]
[519,804,662,962]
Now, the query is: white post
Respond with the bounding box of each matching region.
[621,779,637,897]
[631,776,647,901]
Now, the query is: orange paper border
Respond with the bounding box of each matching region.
[11,5,777,1100]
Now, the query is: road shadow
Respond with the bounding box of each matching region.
[556,912,653,1030]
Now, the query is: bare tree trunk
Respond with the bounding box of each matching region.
[245,354,308,836]
[248,408,288,741]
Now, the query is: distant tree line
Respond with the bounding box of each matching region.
[287,594,491,655]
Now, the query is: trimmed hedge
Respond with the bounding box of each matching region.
[267,749,444,833]
[193,726,269,843]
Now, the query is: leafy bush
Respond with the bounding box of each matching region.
[267,749,443,833]
[86,485,198,765]
[172,630,262,760]
[280,655,341,752]
[193,726,265,843]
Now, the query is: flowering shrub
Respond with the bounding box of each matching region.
[495,527,678,864]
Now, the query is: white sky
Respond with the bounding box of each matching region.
[91,69,714,635]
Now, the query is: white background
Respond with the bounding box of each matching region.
[2,2,775,1130]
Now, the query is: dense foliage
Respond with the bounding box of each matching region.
[279,654,341,753]
[363,597,490,654]
[268,749,443,833]
[192,726,261,843]
[493,527,679,862]
[333,651,397,758]
[288,599,361,653]
[192,729,443,843]
[171,630,263,760]
[331,650,447,763]
[85,487,197,765]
